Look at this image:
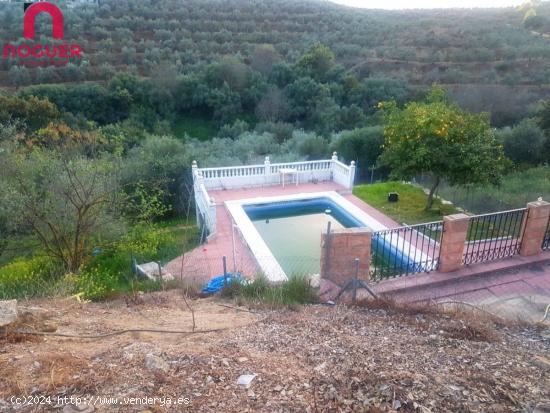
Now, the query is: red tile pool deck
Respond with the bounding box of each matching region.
[165,182,399,283]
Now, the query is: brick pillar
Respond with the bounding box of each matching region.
[520,200,550,256]
[320,228,371,286]
[439,213,470,273]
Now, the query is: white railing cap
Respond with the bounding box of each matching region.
[198,158,334,172]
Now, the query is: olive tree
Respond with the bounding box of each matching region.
[3,150,123,272]
[497,119,548,165]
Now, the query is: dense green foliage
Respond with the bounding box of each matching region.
[497,119,550,166]
[0,221,198,300]
[0,256,64,300]
[0,0,549,301]
[523,1,550,34]
[1,0,549,127]
[1,0,549,89]
[2,150,123,272]
[75,221,199,300]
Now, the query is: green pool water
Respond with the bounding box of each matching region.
[251,212,346,276]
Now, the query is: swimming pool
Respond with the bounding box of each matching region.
[226,191,434,282]
[244,197,357,276]
[226,192,388,281]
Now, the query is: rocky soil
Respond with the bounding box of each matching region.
[0,291,549,412]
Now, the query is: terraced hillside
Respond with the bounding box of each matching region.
[0,0,550,89]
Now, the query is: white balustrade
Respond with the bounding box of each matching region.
[196,155,354,191]
[192,166,217,236]
[191,153,357,237]
[332,159,354,188]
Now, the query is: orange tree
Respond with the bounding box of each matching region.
[379,88,508,210]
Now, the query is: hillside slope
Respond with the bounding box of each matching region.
[1,292,549,412]
[1,0,550,89]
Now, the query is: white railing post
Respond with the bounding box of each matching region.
[348,161,356,189]
[191,160,200,223]
[192,160,218,236]
[191,161,203,225]
[191,160,198,181]
[331,151,338,180]
[195,168,205,187]
[264,156,270,184]
[202,186,216,235]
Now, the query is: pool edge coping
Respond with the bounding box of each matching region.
[225,191,390,282]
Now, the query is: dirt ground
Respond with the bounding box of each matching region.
[0,291,549,413]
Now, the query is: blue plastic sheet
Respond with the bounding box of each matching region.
[201,273,243,294]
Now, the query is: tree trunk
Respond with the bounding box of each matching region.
[426,176,440,210]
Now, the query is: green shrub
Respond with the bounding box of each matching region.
[74,264,121,301]
[0,256,62,299]
[75,222,199,301]
[496,120,549,166]
[117,225,164,260]
[0,218,198,302]
[331,126,384,177]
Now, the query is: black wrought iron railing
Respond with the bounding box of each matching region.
[370,221,442,281]
[463,208,526,265]
[543,216,550,251]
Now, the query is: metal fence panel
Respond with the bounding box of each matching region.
[370,221,442,281]
[463,208,526,265]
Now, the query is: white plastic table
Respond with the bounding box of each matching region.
[279,168,298,187]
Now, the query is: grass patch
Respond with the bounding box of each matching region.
[0,256,73,300]
[173,115,218,141]
[221,275,316,308]
[353,182,458,225]
[154,222,200,263]
[76,221,200,301]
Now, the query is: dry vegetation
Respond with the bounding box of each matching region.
[1,290,549,412]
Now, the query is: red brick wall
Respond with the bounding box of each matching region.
[320,228,371,286]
